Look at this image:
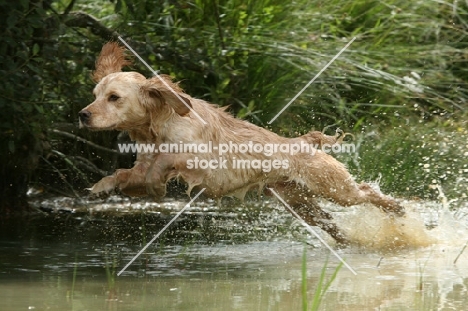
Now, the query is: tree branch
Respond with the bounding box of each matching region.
[59,12,210,75]
[62,12,121,40]
[49,129,122,155]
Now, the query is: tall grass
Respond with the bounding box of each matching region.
[302,248,343,311]
[133,0,468,198]
[69,0,468,129]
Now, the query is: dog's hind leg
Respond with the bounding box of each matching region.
[356,183,405,216]
[266,182,349,246]
[296,152,405,217]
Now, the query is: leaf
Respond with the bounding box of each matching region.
[220,78,230,90]
[26,63,41,74]
[7,14,18,29]
[35,105,44,114]
[33,44,40,56]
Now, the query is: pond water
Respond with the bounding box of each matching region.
[1,196,468,310]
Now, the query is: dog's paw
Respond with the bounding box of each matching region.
[88,176,117,194]
[146,183,167,199]
[380,202,406,218]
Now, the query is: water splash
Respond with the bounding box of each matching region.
[331,197,468,251]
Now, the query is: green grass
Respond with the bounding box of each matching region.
[302,247,343,311]
[104,249,117,299]
[339,117,468,201]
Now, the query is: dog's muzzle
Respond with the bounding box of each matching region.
[78,110,92,125]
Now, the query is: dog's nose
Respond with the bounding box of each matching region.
[79,110,92,123]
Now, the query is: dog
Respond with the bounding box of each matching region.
[79,42,405,245]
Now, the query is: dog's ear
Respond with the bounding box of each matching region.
[152,89,193,116]
[143,76,193,116]
[92,42,132,83]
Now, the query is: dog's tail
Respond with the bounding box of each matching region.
[299,127,354,147]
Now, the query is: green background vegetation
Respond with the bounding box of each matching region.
[1,0,467,212]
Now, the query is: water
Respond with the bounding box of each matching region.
[1,196,468,310]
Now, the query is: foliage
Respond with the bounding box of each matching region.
[0,0,126,208]
[79,0,468,131]
[0,0,52,210]
[56,0,468,130]
[341,117,468,201]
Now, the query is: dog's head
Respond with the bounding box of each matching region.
[79,42,192,132]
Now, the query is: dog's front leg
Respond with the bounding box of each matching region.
[89,170,129,194]
[89,162,150,196]
[145,154,174,199]
[145,153,210,199]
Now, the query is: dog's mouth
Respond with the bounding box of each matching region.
[78,119,89,129]
[79,119,117,131]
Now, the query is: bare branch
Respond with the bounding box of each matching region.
[49,129,121,155]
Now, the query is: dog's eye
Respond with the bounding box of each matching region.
[108,94,120,102]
